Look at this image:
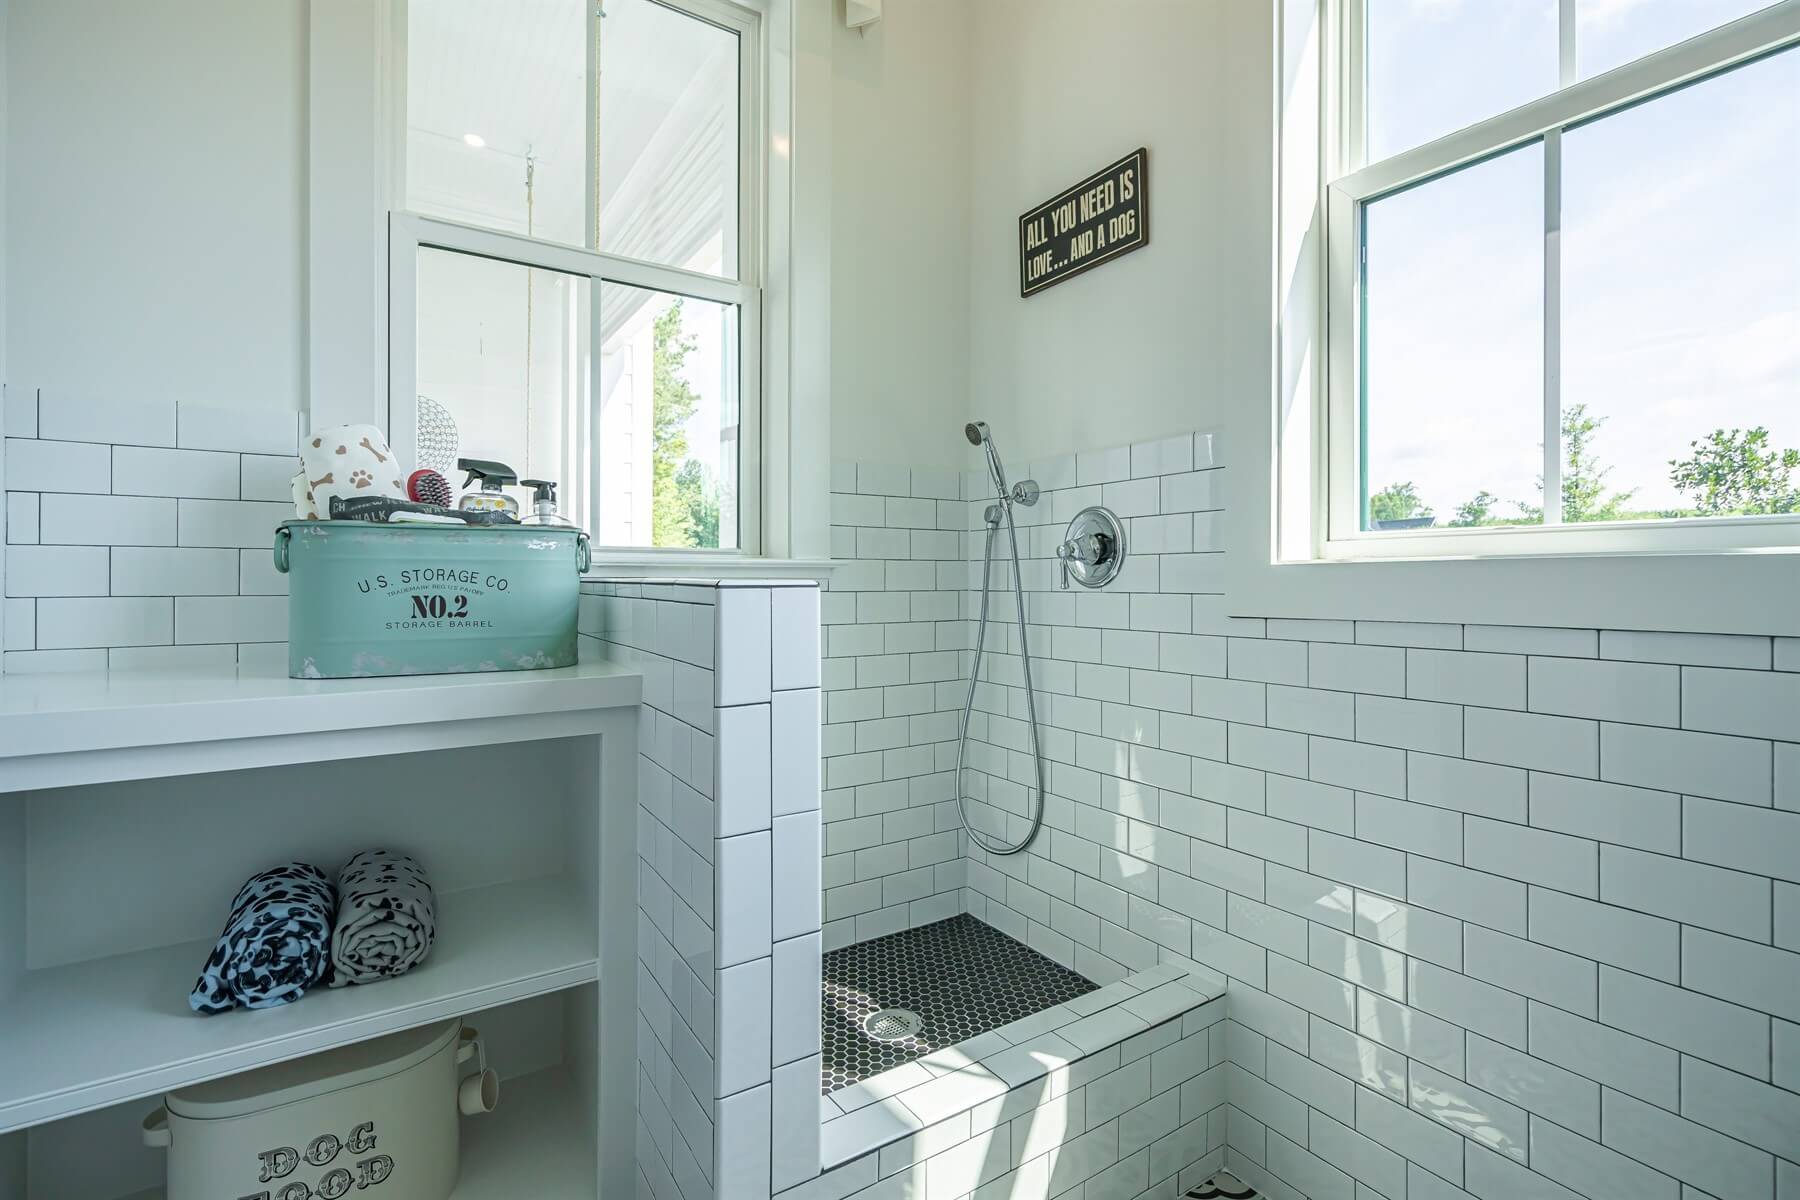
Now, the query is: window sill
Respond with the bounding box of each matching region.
[1320,514,1800,561]
[582,552,838,583]
[1230,546,1800,638]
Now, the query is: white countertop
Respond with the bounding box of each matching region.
[0,660,643,790]
[0,659,642,757]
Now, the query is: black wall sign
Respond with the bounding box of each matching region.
[1019,148,1149,298]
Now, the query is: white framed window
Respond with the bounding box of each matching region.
[385,0,766,553]
[1316,0,1800,561]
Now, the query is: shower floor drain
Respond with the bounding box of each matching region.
[862,1007,923,1042]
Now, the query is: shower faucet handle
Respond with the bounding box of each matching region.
[1058,532,1108,564]
[1057,506,1127,591]
[1057,532,1109,589]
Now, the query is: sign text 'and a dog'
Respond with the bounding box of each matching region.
[1018,148,1149,298]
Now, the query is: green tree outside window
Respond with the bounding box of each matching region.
[1380,404,1800,530]
[651,299,722,548]
[1368,480,1433,525]
[1669,427,1800,516]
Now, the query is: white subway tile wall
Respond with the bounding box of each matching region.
[2,390,302,671]
[821,465,977,949]
[826,429,1797,1200]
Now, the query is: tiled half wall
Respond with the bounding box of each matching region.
[583,579,825,1200]
[3,386,301,672]
[834,430,1800,1200]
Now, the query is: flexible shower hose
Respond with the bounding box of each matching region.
[953,500,1047,856]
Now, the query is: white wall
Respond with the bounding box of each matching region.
[827,0,974,471]
[967,0,1272,464]
[4,0,306,413]
[1,0,10,630]
[1,0,8,409]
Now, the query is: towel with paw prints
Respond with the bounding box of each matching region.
[329,849,436,987]
[297,424,405,516]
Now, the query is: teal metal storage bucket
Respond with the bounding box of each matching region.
[273,521,591,679]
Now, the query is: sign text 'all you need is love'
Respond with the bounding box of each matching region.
[1019,148,1149,297]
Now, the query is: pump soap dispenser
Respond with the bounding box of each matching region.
[521,479,575,527]
[457,459,521,520]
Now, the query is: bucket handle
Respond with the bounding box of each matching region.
[576,531,591,575]
[273,526,292,574]
[142,1106,171,1148]
[456,1025,499,1116]
[456,1024,485,1068]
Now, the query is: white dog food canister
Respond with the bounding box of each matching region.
[142,1019,498,1200]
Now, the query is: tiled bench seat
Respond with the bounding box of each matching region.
[816,962,1228,1171]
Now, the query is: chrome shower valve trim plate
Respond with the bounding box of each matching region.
[1058,505,1126,589]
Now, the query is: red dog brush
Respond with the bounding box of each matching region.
[406,468,452,507]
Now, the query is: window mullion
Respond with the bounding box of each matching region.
[1542,127,1564,526]
[1343,0,1368,174]
[1324,182,1362,542]
[587,0,601,251]
[408,213,751,305]
[386,213,422,466]
[589,268,606,541]
[1559,0,1577,87]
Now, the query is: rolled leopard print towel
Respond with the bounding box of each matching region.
[190,863,336,1015]
[329,849,435,987]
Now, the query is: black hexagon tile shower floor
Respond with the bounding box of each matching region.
[820,914,1099,1093]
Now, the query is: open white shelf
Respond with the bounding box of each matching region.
[0,654,639,1194]
[108,1065,594,1200]
[0,875,597,1135]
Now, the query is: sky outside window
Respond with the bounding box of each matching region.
[1360,1,1799,527]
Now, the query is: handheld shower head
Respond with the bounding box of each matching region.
[963,420,1008,495]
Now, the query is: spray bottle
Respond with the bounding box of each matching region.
[456,459,521,520]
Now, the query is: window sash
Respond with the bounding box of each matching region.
[1321,0,1800,555]
[1335,2,1798,197]
[388,0,767,556]
[388,214,765,555]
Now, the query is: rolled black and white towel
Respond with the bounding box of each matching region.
[190,863,336,1015]
[329,849,436,987]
